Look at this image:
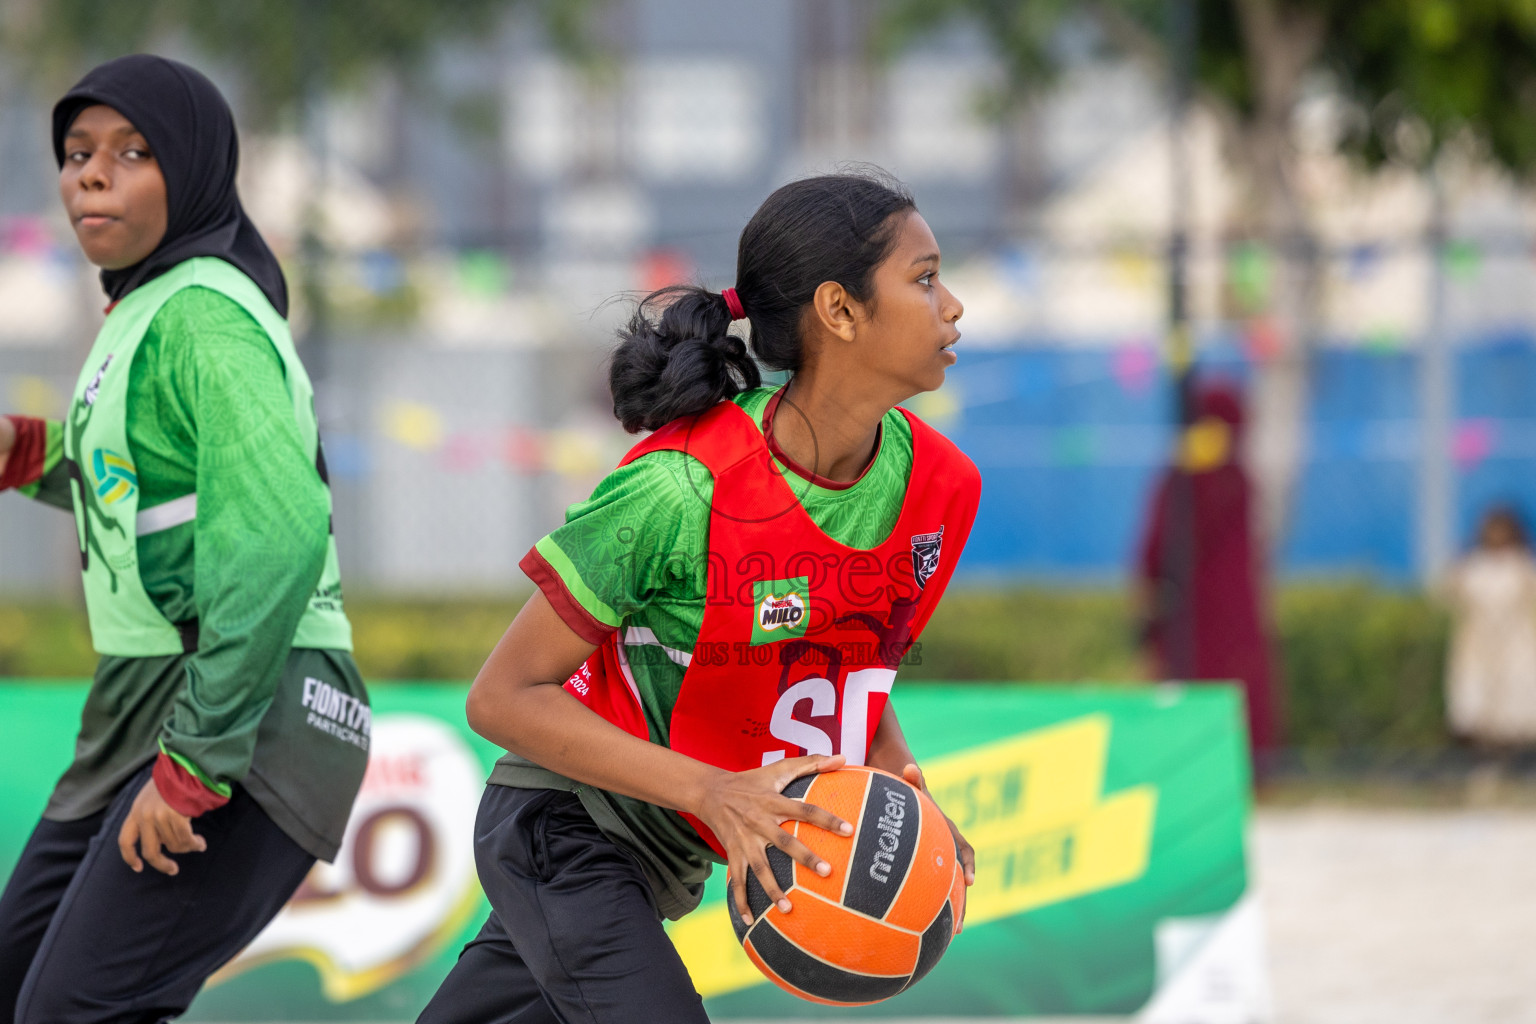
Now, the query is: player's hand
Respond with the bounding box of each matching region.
[901,763,974,933]
[118,777,207,875]
[696,753,852,927]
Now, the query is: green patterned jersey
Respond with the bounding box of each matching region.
[494,386,914,916]
[23,284,365,859]
[533,386,912,741]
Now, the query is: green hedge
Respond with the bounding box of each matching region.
[1275,583,1450,756]
[886,583,1452,755]
[0,605,94,678]
[0,583,1451,753]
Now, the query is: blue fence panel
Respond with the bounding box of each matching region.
[1281,349,1418,579]
[1453,331,1536,552]
[945,351,1172,579]
[944,334,1536,584]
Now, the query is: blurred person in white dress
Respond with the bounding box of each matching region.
[1443,506,1536,751]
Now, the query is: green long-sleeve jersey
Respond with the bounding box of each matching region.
[18,284,366,859]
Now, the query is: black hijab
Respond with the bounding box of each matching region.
[52,54,288,317]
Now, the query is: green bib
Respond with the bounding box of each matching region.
[63,257,351,657]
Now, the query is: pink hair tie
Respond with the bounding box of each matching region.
[721,287,745,321]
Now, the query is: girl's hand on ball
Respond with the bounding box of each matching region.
[901,763,975,931]
[698,753,852,926]
[118,777,207,875]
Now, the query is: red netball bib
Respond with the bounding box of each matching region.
[565,400,980,856]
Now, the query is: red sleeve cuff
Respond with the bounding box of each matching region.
[0,415,47,491]
[519,546,617,646]
[152,752,230,818]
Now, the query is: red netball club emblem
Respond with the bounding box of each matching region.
[910,527,944,590]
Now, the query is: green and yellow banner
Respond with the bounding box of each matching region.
[0,682,1261,1020]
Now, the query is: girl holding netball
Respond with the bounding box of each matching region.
[421,171,980,1023]
[0,56,367,1023]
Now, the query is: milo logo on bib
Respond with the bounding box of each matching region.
[751,576,809,645]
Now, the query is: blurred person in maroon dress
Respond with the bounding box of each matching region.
[1136,379,1282,775]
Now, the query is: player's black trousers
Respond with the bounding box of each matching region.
[0,763,313,1024]
[418,785,710,1024]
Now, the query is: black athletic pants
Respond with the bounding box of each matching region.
[418,786,710,1024]
[0,763,314,1024]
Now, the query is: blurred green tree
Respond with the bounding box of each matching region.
[878,0,1536,543]
[879,0,1536,246]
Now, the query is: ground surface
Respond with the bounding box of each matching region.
[1256,803,1536,1024]
[737,800,1536,1024]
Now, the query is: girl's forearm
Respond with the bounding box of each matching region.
[469,678,726,817]
[866,699,918,775]
[465,591,732,815]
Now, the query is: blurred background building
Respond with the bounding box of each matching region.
[2,0,1535,597]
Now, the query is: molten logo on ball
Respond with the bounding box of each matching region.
[869,788,907,883]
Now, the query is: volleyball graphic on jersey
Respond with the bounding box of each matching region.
[731,766,964,1005]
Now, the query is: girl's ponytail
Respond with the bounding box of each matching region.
[609,285,761,433]
[609,170,915,433]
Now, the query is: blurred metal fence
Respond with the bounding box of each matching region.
[0,336,630,597]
